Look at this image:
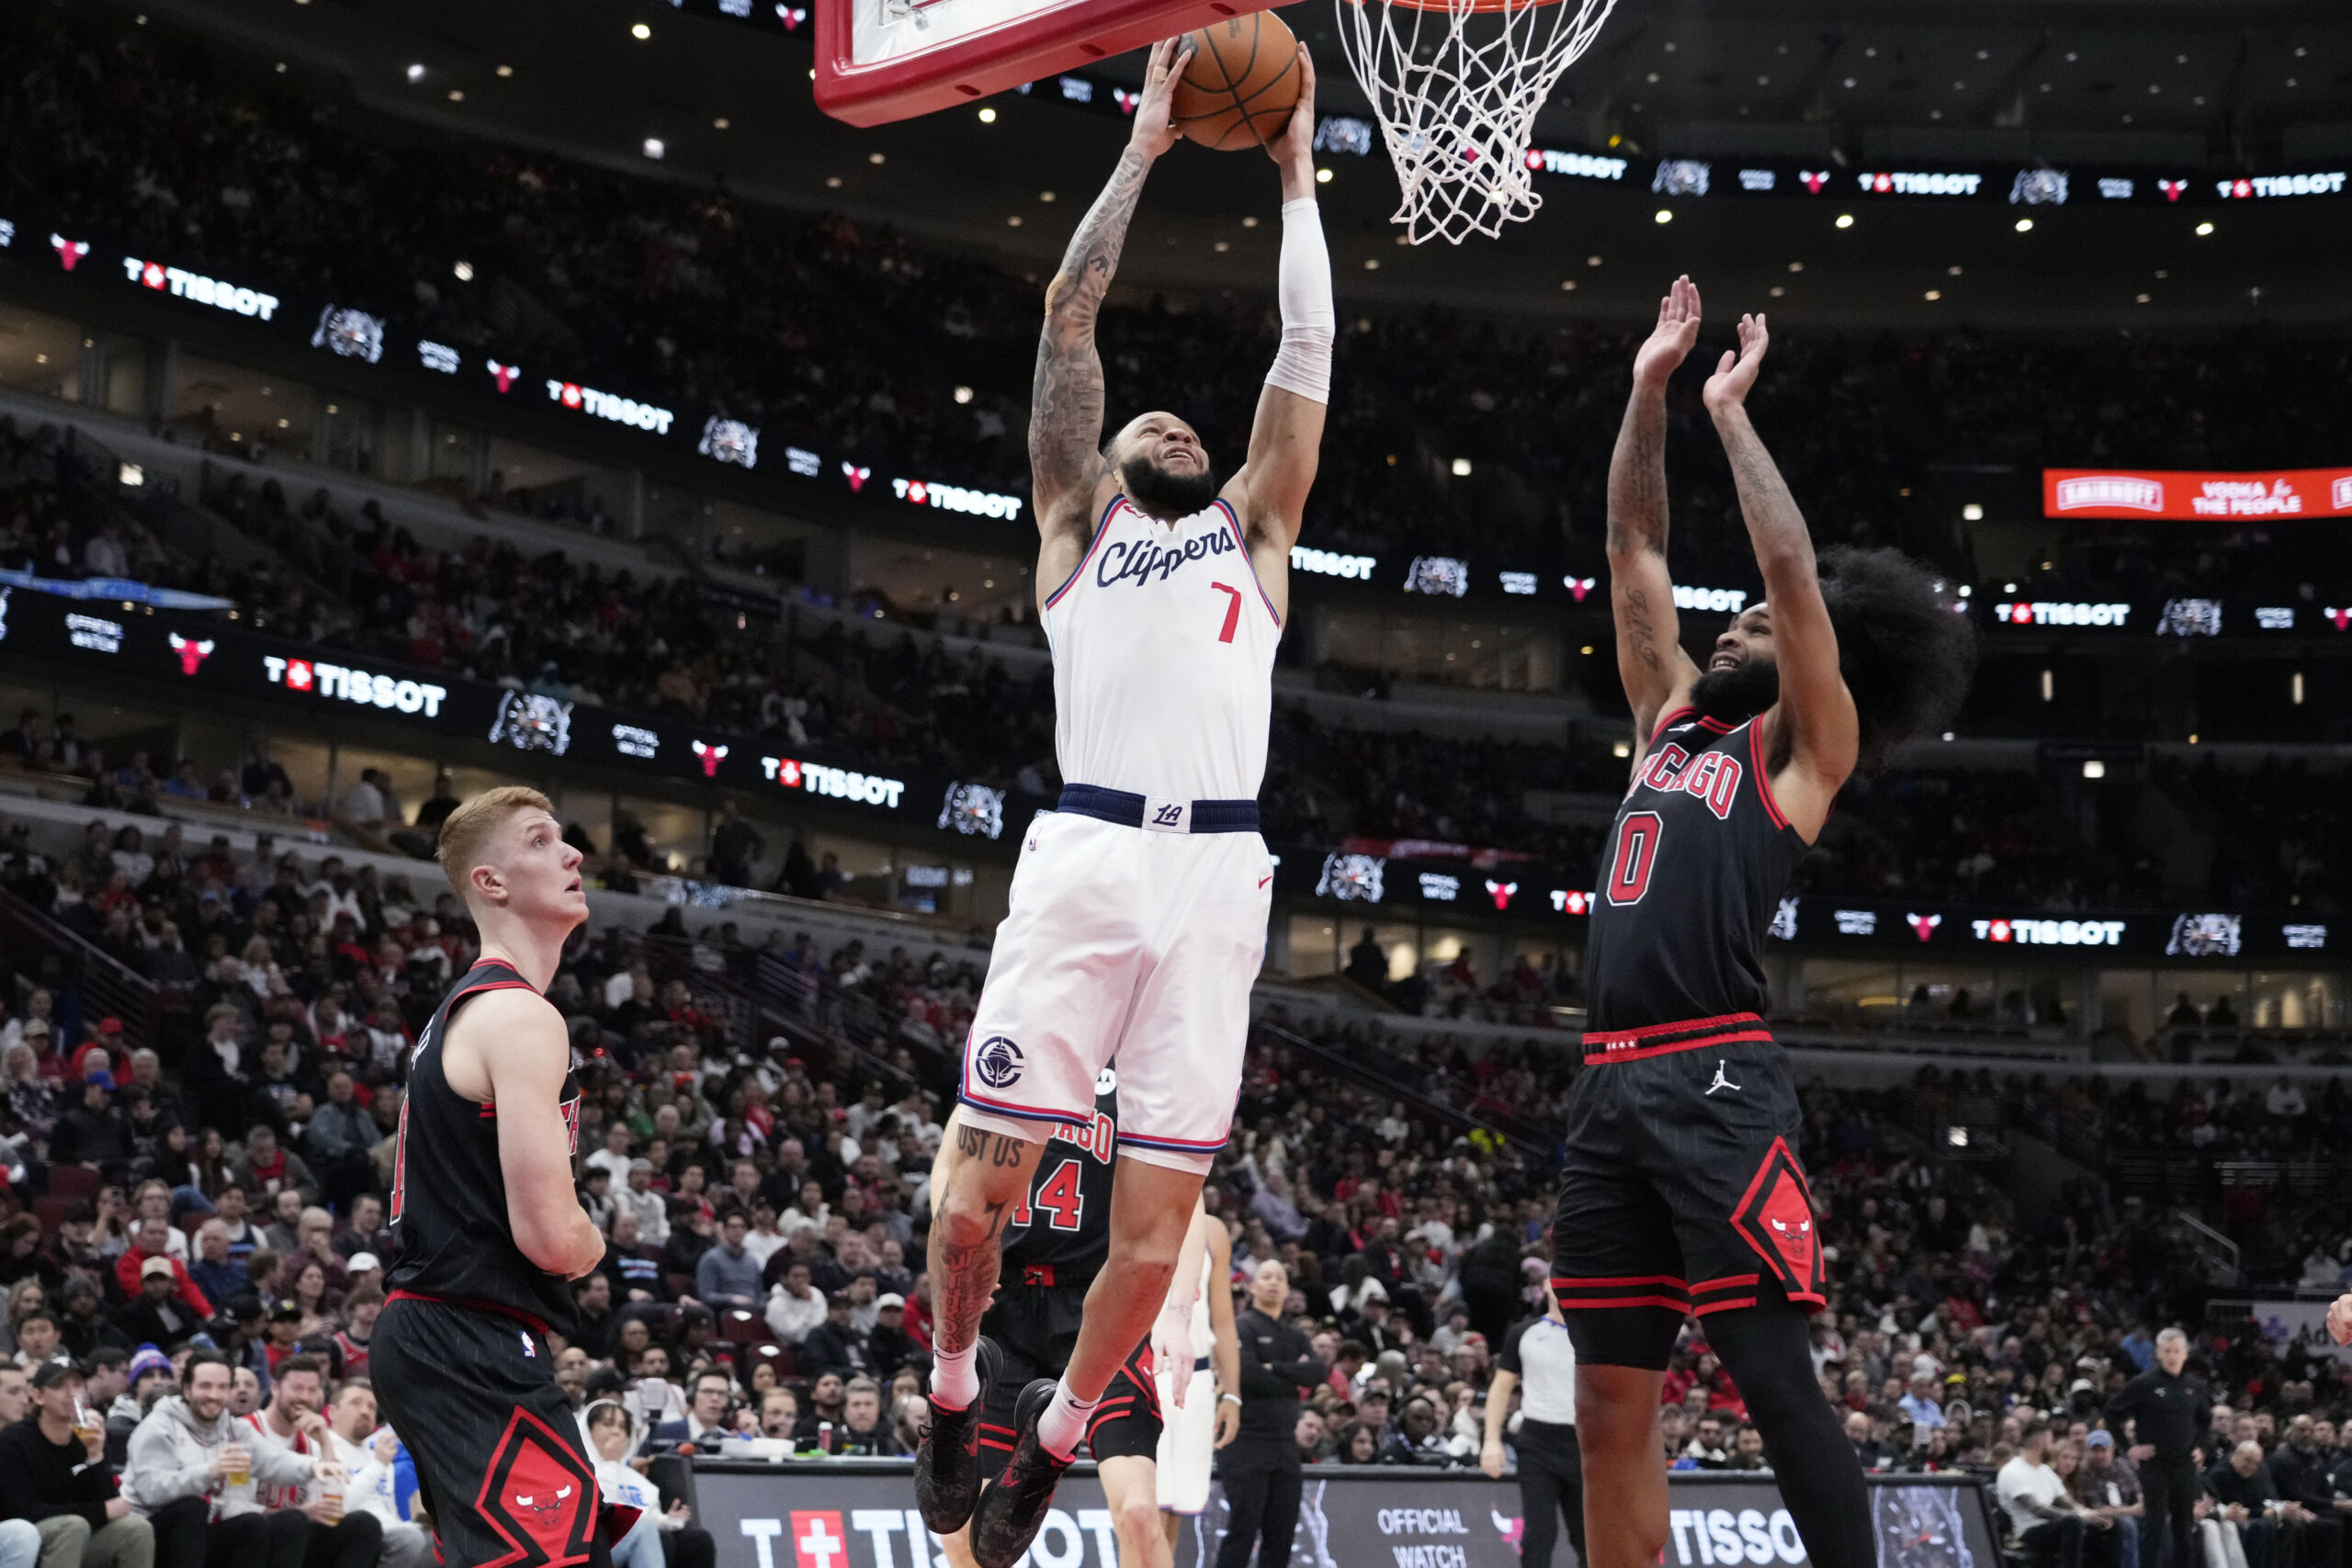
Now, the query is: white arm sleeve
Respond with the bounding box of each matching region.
[1264,197,1335,405]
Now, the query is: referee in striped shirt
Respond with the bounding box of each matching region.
[1484,1289,1582,1565]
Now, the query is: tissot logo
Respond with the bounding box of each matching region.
[262,655,447,717]
[1972,917,2124,947]
[759,756,907,808]
[1549,889,1592,915]
[121,256,282,321]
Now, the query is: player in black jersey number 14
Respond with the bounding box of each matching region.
[1560,280,1973,1568]
[371,787,614,1568]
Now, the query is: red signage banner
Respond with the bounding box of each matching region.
[2043,468,2352,520]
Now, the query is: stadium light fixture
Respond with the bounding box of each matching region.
[978,107,997,123]
[1835,214,1854,229]
[631,22,651,39]
[2196,221,2215,236]
[2015,218,2034,232]
[405,63,425,83]
[642,138,665,160]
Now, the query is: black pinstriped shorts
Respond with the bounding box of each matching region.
[976,1282,1162,1472]
[1549,1020,1826,1371]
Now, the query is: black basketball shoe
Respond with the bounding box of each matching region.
[969,1378,1077,1568]
[914,1336,1002,1534]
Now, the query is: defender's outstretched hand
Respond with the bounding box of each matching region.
[1634,275,1703,391]
[1129,37,1196,159]
[1703,311,1770,414]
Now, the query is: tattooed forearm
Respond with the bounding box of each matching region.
[1031,146,1153,504]
[1605,383,1670,558]
[1617,584,1664,674]
[1714,407,1815,573]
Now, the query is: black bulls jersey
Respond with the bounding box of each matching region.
[999,1072,1118,1284]
[1581,706,1805,1032]
[386,959,583,1337]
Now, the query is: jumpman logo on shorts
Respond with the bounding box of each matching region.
[1704,1059,1741,1096]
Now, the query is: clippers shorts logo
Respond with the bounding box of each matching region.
[973,1035,1024,1089]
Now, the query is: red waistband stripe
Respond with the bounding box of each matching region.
[1581,1012,1773,1063]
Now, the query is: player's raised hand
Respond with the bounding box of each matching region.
[1633,275,1702,390]
[1129,37,1196,159]
[1703,310,1770,415]
[1264,44,1317,177]
[2327,1292,2352,1345]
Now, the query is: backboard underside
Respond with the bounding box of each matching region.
[815,0,1273,126]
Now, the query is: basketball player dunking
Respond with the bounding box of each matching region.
[917,34,1330,1568]
[373,787,612,1568]
[1554,278,1973,1568]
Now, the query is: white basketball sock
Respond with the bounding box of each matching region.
[931,1342,978,1410]
[1035,1376,1100,1461]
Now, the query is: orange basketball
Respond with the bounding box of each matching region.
[1170,11,1303,152]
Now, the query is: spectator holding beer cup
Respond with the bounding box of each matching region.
[0,1359,152,1567]
[125,1348,322,1566]
[239,1355,379,1568]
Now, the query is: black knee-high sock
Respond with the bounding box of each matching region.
[1706,1296,1874,1568]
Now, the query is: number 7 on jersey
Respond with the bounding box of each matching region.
[1210,582,1242,644]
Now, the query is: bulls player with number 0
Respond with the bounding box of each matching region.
[1556,277,1973,1568]
[917,32,1330,1568]
[372,786,613,1568]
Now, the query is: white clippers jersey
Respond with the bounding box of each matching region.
[1043,495,1280,804]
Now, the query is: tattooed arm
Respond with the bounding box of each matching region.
[1029,37,1191,606]
[1609,276,1706,755]
[1702,310,1858,840]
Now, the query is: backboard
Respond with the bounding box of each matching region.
[815,0,1272,126]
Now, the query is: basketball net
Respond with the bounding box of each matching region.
[1333,0,1620,245]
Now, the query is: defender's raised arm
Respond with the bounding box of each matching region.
[1608,276,1706,750]
[1702,310,1860,837]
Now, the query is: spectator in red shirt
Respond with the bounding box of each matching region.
[113,1220,209,1319]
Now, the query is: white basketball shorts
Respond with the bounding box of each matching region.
[957,809,1272,1174]
[1155,1365,1217,1512]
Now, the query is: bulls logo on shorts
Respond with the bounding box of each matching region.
[475,1408,598,1566]
[1730,1136,1825,1300]
[973,1035,1024,1089]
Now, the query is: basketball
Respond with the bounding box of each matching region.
[1170,10,1303,152]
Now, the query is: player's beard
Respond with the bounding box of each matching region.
[1690,654,1781,723]
[1119,453,1221,518]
